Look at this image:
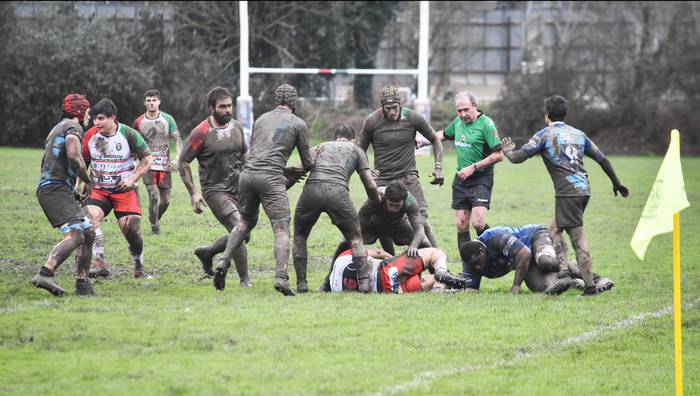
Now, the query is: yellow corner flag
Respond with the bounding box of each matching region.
[630,130,690,259]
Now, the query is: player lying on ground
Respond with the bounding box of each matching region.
[318,242,466,293]
[459,224,614,295]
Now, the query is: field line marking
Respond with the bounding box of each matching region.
[376,299,700,396]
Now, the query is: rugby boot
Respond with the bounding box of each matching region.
[75,279,95,296]
[133,255,153,279]
[32,273,67,296]
[274,278,296,296]
[88,266,111,278]
[354,256,371,293]
[194,246,214,276]
[434,269,467,290]
[595,276,615,293]
[134,270,154,279]
[240,278,252,288]
[213,259,229,291]
[544,278,584,295]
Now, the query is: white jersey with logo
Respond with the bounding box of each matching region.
[329,249,381,293]
[83,124,151,191]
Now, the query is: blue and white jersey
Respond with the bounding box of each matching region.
[461,224,545,289]
[520,122,606,197]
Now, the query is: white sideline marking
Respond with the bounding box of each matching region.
[376,299,700,396]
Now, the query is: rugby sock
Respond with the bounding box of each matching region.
[353,255,371,293]
[93,227,105,264]
[131,251,144,271]
[457,231,471,251]
[476,224,490,236]
[39,267,54,277]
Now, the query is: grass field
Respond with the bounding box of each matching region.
[0,146,698,395]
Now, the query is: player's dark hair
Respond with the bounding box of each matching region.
[91,98,118,118]
[207,87,233,109]
[385,181,407,202]
[334,124,355,140]
[544,95,568,122]
[384,180,408,202]
[459,241,483,263]
[144,89,160,99]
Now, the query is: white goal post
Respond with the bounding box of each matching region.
[237,1,431,144]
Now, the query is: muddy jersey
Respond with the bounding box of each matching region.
[329,249,380,293]
[519,122,606,197]
[244,108,311,175]
[82,124,151,192]
[443,112,501,174]
[134,111,178,172]
[181,118,247,196]
[357,107,437,180]
[461,224,544,289]
[358,191,420,226]
[305,141,369,188]
[38,118,84,190]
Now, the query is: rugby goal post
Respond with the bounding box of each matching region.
[237,1,431,144]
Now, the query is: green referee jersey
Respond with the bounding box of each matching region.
[444,113,502,173]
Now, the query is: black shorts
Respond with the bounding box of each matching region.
[295,183,359,231]
[204,190,241,231]
[451,171,494,210]
[555,196,590,228]
[37,184,84,228]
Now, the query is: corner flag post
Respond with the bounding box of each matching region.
[673,211,682,396]
[630,129,689,396]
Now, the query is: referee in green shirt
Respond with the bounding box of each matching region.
[437,92,503,252]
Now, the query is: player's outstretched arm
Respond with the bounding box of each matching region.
[501,137,529,163]
[596,156,629,197]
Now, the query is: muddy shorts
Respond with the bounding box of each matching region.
[295,183,359,231]
[84,188,141,219]
[555,196,590,228]
[451,171,494,210]
[142,170,172,189]
[238,170,289,224]
[361,217,414,246]
[37,183,84,228]
[204,190,241,231]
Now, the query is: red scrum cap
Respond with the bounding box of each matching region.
[62,94,90,119]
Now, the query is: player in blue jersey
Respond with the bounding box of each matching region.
[501,95,628,296]
[459,224,614,295]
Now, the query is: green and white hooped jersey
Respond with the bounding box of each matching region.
[134,111,178,171]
